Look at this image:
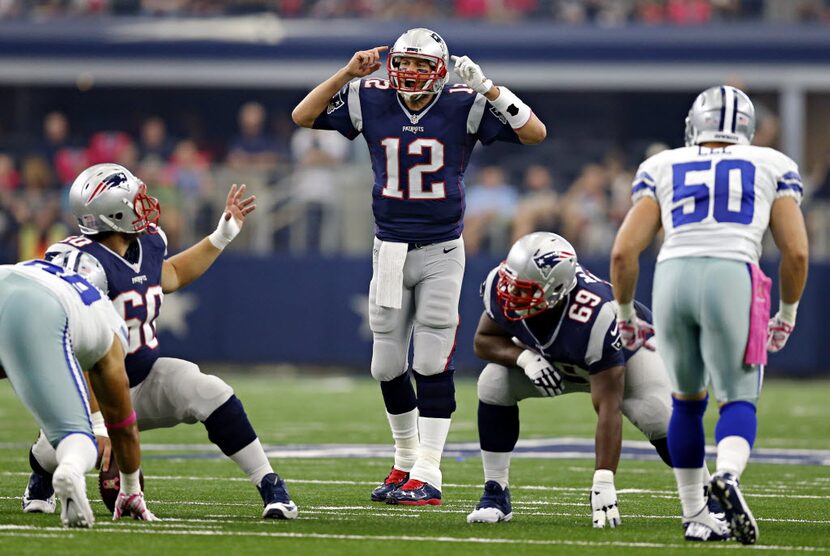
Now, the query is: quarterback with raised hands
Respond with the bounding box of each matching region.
[467,232,726,538]
[21,163,298,520]
[293,28,545,505]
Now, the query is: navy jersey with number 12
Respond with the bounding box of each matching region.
[314,78,520,244]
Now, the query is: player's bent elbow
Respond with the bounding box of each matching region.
[519,123,546,145]
[473,334,492,361]
[291,107,315,128]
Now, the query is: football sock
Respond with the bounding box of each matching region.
[650,436,673,467]
[668,397,708,519]
[409,416,451,490]
[667,396,708,468]
[386,409,419,472]
[478,402,520,453]
[715,401,756,479]
[31,432,58,475]
[203,395,257,456]
[481,450,511,490]
[229,438,274,488]
[379,372,417,415]
[674,466,706,518]
[413,370,456,418]
[55,433,97,476]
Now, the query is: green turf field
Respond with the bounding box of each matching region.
[0,373,828,555]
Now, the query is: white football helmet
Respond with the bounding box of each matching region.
[68,163,160,235]
[496,232,578,321]
[684,85,756,147]
[387,27,449,98]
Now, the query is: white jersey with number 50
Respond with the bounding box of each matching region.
[631,145,803,264]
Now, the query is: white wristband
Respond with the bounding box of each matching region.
[516,349,536,369]
[91,411,108,438]
[207,213,241,250]
[489,86,532,129]
[617,302,636,321]
[779,301,798,324]
[593,469,615,486]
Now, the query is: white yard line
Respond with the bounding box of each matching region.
[0,525,826,552]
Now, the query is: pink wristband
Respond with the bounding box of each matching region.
[105,409,137,430]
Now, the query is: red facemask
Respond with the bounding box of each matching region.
[131,182,161,233]
[495,264,548,321]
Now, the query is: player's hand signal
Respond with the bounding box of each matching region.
[224,183,256,225]
[451,55,493,95]
[345,46,388,78]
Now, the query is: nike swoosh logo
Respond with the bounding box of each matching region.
[443,247,458,254]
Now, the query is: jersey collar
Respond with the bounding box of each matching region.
[396,88,443,125]
[97,237,143,274]
[521,292,569,351]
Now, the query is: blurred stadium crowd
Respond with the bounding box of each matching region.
[1,0,829,23]
[2,96,830,264]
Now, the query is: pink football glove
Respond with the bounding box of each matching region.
[767,313,795,353]
[617,317,655,351]
[113,491,159,521]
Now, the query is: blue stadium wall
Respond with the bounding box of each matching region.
[157,256,829,376]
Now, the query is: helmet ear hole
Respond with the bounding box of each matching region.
[114,212,123,220]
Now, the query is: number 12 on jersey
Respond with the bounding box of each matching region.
[381,138,446,200]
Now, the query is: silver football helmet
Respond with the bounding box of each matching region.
[684,85,756,147]
[387,27,449,98]
[496,232,578,321]
[68,163,160,235]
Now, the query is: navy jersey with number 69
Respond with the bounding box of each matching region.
[481,263,653,383]
[313,78,520,244]
[45,228,167,387]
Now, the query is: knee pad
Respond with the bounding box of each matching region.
[370,336,408,382]
[203,395,257,457]
[477,364,515,406]
[414,370,456,418]
[623,390,671,442]
[412,328,457,377]
[190,371,234,421]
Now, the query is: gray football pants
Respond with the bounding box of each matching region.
[369,237,465,381]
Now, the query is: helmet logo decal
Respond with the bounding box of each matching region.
[533,250,574,280]
[85,172,130,206]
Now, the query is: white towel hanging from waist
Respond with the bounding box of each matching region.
[375,240,408,309]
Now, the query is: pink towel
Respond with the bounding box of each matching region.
[744,263,772,365]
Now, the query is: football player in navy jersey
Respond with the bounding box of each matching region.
[292,28,546,505]
[21,163,298,520]
[466,233,727,540]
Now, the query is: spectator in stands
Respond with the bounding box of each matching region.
[0,154,20,192]
[560,162,614,255]
[138,116,176,164]
[86,130,136,166]
[37,111,72,168]
[511,164,560,242]
[463,165,519,255]
[290,127,351,253]
[227,101,279,171]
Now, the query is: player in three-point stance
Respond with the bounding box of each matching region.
[611,85,809,544]
[22,163,298,520]
[467,232,723,537]
[292,28,546,505]
[1,260,156,526]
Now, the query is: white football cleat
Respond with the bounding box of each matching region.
[53,464,95,528]
[467,481,513,523]
[683,506,730,542]
[22,472,56,514]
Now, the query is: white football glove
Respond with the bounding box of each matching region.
[767,312,795,353]
[516,349,564,397]
[451,55,493,95]
[113,492,159,521]
[591,469,621,528]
